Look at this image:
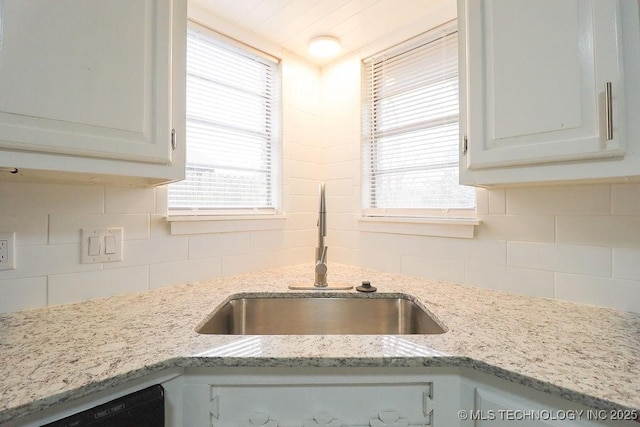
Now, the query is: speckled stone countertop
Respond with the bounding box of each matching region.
[1,263,639,424]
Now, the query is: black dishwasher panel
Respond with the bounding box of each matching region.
[42,384,164,427]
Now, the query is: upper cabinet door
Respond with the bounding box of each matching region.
[0,0,173,165]
[460,0,625,171]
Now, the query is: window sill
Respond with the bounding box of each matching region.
[167,213,287,235]
[357,216,480,238]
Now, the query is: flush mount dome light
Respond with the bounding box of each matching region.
[308,35,341,58]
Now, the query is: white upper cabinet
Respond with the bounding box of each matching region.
[459,0,640,186]
[0,0,186,185]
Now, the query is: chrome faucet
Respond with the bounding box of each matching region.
[315,182,328,287]
[288,181,352,290]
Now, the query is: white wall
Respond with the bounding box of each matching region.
[321,53,640,314]
[2,9,640,315]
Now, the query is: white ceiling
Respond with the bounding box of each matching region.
[189,0,456,66]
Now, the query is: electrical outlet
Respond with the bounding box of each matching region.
[0,232,16,270]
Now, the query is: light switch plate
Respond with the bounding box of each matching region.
[0,232,16,270]
[81,228,123,264]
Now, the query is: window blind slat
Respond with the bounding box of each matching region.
[362,21,474,210]
[169,24,281,211]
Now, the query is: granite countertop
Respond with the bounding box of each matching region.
[1,263,639,424]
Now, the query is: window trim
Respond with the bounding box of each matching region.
[361,19,476,216]
[167,20,283,218]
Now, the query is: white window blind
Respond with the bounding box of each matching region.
[362,21,474,212]
[169,24,281,213]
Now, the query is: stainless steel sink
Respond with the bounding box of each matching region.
[196,294,446,335]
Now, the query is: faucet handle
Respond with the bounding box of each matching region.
[315,261,327,275]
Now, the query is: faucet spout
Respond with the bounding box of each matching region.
[288,181,352,290]
[315,182,328,287]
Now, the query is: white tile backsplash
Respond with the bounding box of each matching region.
[105,187,157,214]
[556,216,640,248]
[507,242,612,276]
[0,182,104,214]
[0,277,47,312]
[506,185,611,215]
[49,214,150,244]
[612,247,640,280]
[48,266,149,306]
[555,273,640,313]
[2,31,640,315]
[611,183,640,215]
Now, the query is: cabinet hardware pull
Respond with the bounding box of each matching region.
[605,82,613,141]
[171,128,177,151]
[463,135,468,155]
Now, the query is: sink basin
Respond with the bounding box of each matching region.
[196,294,446,335]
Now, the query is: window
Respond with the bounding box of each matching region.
[169,23,281,214]
[362,21,474,216]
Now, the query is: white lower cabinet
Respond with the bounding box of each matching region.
[9,367,637,426]
[163,368,638,427]
[459,371,637,427]
[164,367,463,427]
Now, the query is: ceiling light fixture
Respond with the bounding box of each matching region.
[308,35,341,58]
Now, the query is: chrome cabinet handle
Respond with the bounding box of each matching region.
[605,82,613,141]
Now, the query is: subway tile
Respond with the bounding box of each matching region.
[613,247,640,280]
[359,248,402,273]
[475,188,489,215]
[476,215,555,242]
[155,186,169,215]
[289,142,322,164]
[221,250,284,276]
[323,143,357,163]
[0,244,99,281]
[249,230,285,252]
[284,229,315,250]
[402,255,465,284]
[506,185,610,215]
[149,258,220,288]
[49,214,150,244]
[48,266,148,306]
[431,237,506,265]
[488,188,506,214]
[289,178,319,196]
[329,246,359,266]
[556,216,640,248]
[0,214,48,245]
[0,277,47,313]
[555,273,640,313]
[103,237,188,270]
[284,213,316,231]
[328,213,358,231]
[323,178,354,196]
[105,187,156,214]
[611,183,640,215]
[328,230,359,250]
[359,232,430,256]
[289,160,321,180]
[329,195,359,213]
[188,232,249,259]
[507,242,611,276]
[0,182,104,214]
[150,215,172,239]
[325,160,355,180]
[466,263,555,298]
